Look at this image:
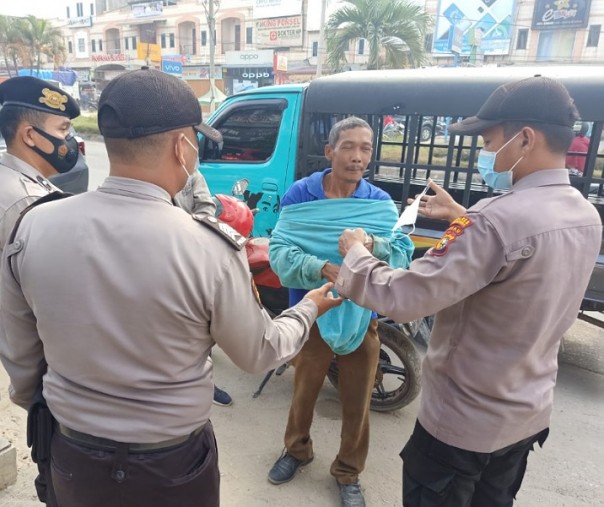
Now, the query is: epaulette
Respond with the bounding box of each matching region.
[192,214,247,250]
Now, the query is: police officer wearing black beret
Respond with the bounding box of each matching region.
[0,75,80,254]
[0,76,80,506]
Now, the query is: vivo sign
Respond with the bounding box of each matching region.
[162,60,182,75]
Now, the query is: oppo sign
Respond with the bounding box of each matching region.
[225,50,274,66]
[242,72,271,79]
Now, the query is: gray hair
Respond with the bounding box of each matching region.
[328,116,373,147]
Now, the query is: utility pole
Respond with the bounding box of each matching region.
[316,0,327,77]
[208,0,217,113]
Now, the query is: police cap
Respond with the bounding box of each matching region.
[0,76,80,119]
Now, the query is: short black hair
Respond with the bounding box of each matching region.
[0,105,48,146]
[104,132,174,163]
[503,121,574,154]
[328,116,373,147]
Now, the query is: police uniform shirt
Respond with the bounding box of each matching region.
[0,152,58,255]
[336,169,602,453]
[0,176,317,443]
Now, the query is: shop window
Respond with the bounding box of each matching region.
[587,25,601,47]
[516,29,528,50]
[210,104,285,163]
[536,30,574,61]
[246,27,253,44]
[78,38,85,53]
[312,41,318,57]
[201,30,207,46]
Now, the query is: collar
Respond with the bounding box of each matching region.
[307,168,370,199]
[512,169,570,192]
[0,152,54,185]
[97,176,174,205]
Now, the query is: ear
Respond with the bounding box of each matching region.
[20,124,36,148]
[324,144,333,161]
[520,127,536,152]
[174,133,186,163]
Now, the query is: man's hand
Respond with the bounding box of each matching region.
[304,282,344,317]
[321,262,340,283]
[408,178,466,223]
[338,228,367,257]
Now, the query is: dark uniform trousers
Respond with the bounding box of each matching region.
[50,420,219,507]
[401,421,549,507]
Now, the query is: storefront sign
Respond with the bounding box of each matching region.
[68,16,93,28]
[92,53,127,62]
[532,0,591,30]
[256,16,303,47]
[137,43,162,63]
[225,50,274,67]
[132,1,163,18]
[224,67,274,80]
[253,0,302,20]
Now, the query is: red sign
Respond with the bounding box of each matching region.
[92,54,127,62]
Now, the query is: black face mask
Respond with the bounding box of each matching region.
[29,126,79,174]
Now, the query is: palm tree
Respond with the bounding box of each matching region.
[325,0,432,72]
[0,15,28,76]
[22,15,65,73]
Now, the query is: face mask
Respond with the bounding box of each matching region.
[179,136,199,193]
[29,127,79,174]
[477,132,524,190]
[392,186,429,233]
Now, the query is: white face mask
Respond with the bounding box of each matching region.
[179,136,199,193]
[392,186,429,233]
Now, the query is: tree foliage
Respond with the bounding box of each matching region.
[0,14,65,76]
[325,0,432,72]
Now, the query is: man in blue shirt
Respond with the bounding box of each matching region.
[268,117,413,506]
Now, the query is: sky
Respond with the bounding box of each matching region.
[0,0,66,19]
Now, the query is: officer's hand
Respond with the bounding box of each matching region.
[304,282,344,317]
[321,262,340,283]
[408,178,466,223]
[338,228,367,257]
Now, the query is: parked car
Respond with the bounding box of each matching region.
[0,127,88,194]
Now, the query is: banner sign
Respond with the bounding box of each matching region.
[433,0,515,56]
[256,16,303,47]
[532,0,592,30]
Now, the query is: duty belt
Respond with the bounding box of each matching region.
[58,423,205,452]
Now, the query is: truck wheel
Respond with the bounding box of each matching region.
[327,321,422,412]
[420,123,433,142]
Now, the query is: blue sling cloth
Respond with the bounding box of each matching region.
[269,198,413,355]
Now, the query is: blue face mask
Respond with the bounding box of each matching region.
[477,132,524,190]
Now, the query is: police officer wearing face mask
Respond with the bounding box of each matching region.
[335,76,602,506]
[0,76,80,255]
[0,68,342,507]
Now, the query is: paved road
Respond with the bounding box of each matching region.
[1,140,602,505]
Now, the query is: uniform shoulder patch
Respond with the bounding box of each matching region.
[192,214,247,250]
[429,215,473,257]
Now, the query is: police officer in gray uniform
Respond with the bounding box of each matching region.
[0,76,81,254]
[0,69,342,507]
[336,76,602,506]
[0,75,81,506]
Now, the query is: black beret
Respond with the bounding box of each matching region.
[0,76,80,119]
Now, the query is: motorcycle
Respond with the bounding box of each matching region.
[214,186,430,412]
